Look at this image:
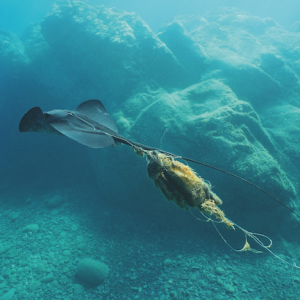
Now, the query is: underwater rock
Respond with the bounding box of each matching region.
[21,223,39,233]
[40,274,55,284]
[222,63,282,106]
[74,284,84,295]
[260,52,300,91]
[21,24,49,61]
[173,8,300,107]
[175,12,264,65]
[33,262,46,274]
[215,267,225,275]
[46,194,65,208]
[261,104,300,231]
[224,283,235,293]
[241,69,279,105]
[77,243,87,250]
[158,21,211,82]
[203,8,280,35]
[0,30,29,69]
[31,0,183,104]
[163,259,172,266]
[77,258,109,286]
[63,250,71,256]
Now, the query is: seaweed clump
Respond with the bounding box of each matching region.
[145,151,234,229]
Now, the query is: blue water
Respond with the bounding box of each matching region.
[1,0,300,34]
[1,0,300,299]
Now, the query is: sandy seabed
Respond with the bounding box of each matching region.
[0,186,299,300]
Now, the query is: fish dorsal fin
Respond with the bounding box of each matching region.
[74,99,118,133]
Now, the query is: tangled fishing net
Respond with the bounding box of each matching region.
[146,151,234,229]
[133,146,300,268]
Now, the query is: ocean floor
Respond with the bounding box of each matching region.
[0,186,299,300]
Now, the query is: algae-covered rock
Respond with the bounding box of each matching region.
[158,21,210,82]
[170,8,300,107]
[30,0,183,106]
[77,258,109,286]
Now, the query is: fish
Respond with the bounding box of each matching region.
[19,99,300,220]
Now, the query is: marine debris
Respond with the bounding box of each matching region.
[146,150,234,229]
[133,146,300,268]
